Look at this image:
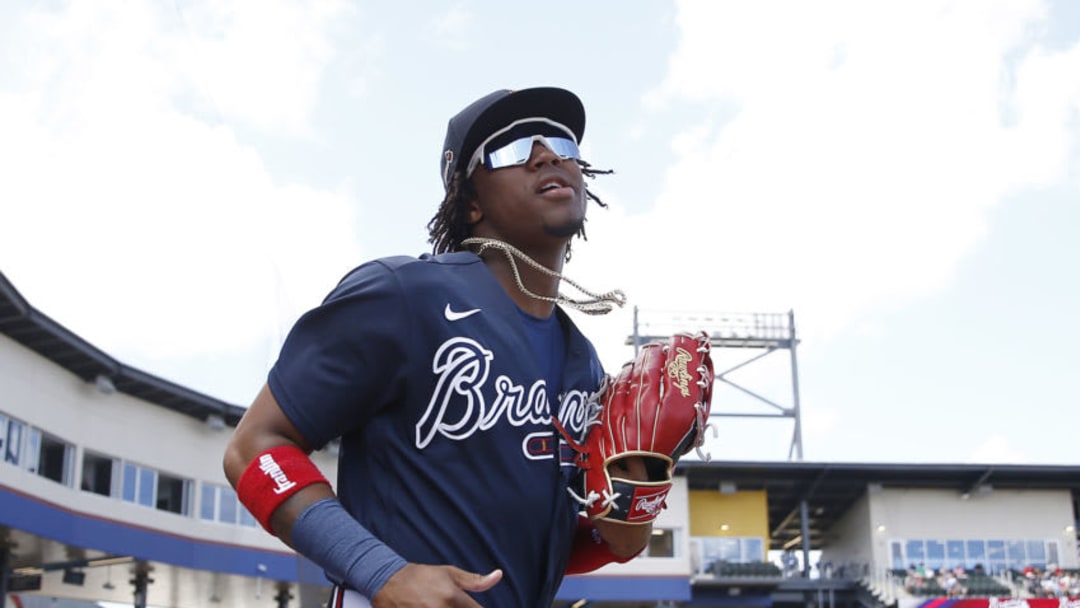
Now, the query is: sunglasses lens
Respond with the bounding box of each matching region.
[545,137,580,160]
[486,136,579,170]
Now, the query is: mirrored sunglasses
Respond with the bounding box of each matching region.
[466,118,580,177]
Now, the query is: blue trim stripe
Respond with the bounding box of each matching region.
[0,483,301,581]
[1,483,700,598]
[556,575,692,601]
[686,593,773,607]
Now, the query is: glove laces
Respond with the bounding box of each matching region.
[694,402,718,462]
[461,238,627,315]
[566,486,622,513]
[692,334,717,461]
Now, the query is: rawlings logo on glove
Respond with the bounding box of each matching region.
[667,347,695,397]
[558,332,715,525]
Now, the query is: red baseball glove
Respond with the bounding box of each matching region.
[562,332,714,525]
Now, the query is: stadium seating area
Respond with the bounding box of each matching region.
[964,573,1013,596]
[709,561,784,578]
[892,567,1012,597]
[1011,567,1080,598]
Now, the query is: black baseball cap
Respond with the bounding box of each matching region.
[440,87,586,191]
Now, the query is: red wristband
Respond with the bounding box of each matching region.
[236,445,329,533]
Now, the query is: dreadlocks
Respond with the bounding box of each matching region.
[426,159,613,261]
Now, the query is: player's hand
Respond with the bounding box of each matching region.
[593,456,653,558]
[372,563,502,607]
[609,455,649,481]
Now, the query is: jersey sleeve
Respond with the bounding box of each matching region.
[268,260,409,449]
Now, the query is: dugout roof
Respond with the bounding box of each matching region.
[0,269,246,428]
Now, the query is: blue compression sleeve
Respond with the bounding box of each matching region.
[290,498,408,599]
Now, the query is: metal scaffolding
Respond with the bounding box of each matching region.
[627,307,805,461]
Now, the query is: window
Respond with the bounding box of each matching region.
[906,540,925,565]
[646,528,676,558]
[987,540,1006,573]
[122,463,137,502]
[81,452,116,496]
[200,483,218,521]
[890,541,904,570]
[24,429,41,474]
[200,482,256,527]
[966,540,986,563]
[219,485,238,524]
[1007,540,1026,566]
[138,467,155,507]
[239,506,257,528]
[5,424,73,486]
[156,473,189,515]
[947,540,965,566]
[37,433,73,485]
[5,418,24,465]
[742,537,764,562]
[1047,541,1059,567]
[698,537,766,564]
[717,538,741,561]
[121,462,191,515]
[1026,540,1046,568]
[926,540,945,569]
[894,538,1061,573]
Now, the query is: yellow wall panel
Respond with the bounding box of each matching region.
[689,490,769,539]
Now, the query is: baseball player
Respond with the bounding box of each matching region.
[223,87,655,607]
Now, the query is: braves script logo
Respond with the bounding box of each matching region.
[415,337,591,452]
[627,486,670,522]
[666,347,693,397]
[258,454,296,495]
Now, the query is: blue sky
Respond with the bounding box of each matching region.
[1,1,1077,465]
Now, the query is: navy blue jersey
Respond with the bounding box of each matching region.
[269,251,605,607]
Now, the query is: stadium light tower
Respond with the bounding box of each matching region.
[627,307,804,461]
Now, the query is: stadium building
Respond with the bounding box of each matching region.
[2,270,1078,608]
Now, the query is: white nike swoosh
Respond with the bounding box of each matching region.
[444,303,481,321]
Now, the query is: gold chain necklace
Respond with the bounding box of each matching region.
[461,237,627,315]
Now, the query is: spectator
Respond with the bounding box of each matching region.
[941,570,966,598]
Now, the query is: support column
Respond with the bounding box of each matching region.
[800,499,812,577]
[801,499,814,608]
[275,581,293,608]
[788,309,804,460]
[130,562,153,608]
[0,539,10,608]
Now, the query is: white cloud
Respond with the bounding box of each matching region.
[587,0,1080,349]
[168,0,353,134]
[967,434,1029,464]
[1005,41,1080,186]
[0,1,361,360]
[802,405,839,442]
[426,4,472,52]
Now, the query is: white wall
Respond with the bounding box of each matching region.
[871,488,1074,540]
[780,486,1079,576]
[821,489,873,570]
[0,333,338,552]
[867,487,1079,569]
